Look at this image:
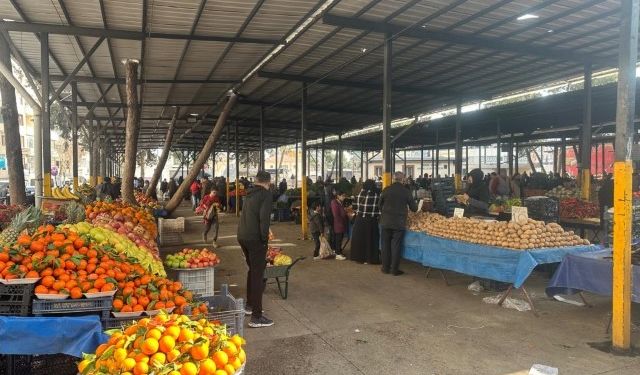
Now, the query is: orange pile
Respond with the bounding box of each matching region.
[1,225,204,314]
[78,311,246,375]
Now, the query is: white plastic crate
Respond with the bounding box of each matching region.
[159,232,183,246]
[158,217,185,233]
[171,267,215,297]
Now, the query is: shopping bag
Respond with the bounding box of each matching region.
[319,234,334,259]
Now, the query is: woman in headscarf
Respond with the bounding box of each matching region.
[350,179,381,264]
[456,168,490,216]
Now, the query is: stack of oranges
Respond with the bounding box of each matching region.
[1,225,204,314]
[77,312,246,375]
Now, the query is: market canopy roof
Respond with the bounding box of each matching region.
[0,0,632,151]
[319,81,640,152]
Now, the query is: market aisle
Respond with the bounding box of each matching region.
[166,207,640,375]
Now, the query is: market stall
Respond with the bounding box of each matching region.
[404,212,600,313]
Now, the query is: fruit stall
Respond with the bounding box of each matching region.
[404,212,600,313]
[0,198,246,375]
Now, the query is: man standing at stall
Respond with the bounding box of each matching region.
[380,172,418,276]
[237,171,274,328]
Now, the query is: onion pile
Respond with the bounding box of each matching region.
[408,212,589,250]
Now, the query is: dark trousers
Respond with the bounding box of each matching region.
[333,232,345,255]
[203,216,219,241]
[239,239,267,318]
[381,228,405,274]
[312,232,321,257]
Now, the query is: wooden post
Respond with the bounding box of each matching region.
[165,93,238,213]
[120,59,140,204]
[147,111,177,195]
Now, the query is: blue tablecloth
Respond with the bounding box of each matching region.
[546,249,640,302]
[0,316,108,357]
[402,230,599,288]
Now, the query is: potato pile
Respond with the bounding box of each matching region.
[407,212,589,250]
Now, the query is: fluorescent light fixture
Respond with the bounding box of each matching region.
[190,113,198,116]
[547,29,553,33]
[361,48,367,53]
[516,14,539,21]
[2,18,15,22]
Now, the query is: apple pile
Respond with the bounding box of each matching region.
[165,248,220,269]
[91,212,160,258]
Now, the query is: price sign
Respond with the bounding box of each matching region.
[511,206,529,225]
[417,199,424,211]
[453,208,465,218]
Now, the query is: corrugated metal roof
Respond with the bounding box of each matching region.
[0,0,634,151]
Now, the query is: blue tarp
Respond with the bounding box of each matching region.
[0,316,108,357]
[546,249,640,302]
[402,230,599,288]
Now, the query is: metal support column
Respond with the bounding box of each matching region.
[226,126,230,212]
[403,150,407,176]
[465,146,469,175]
[602,142,607,175]
[301,83,308,240]
[560,137,566,176]
[581,63,593,200]
[435,130,440,178]
[295,139,298,189]
[259,106,265,170]
[478,145,482,169]
[275,145,279,183]
[420,148,424,177]
[515,143,519,174]
[71,81,79,192]
[454,101,463,190]
[337,134,343,178]
[553,146,559,174]
[41,32,52,197]
[315,147,319,180]
[320,134,325,180]
[235,123,239,217]
[360,142,364,179]
[496,118,501,174]
[508,135,514,177]
[612,0,638,352]
[382,31,393,188]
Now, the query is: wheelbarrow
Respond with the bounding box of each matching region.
[263,256,305,299]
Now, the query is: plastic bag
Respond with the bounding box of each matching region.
[482,294,531,312]
[319,234,334,259]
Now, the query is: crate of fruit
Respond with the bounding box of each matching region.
[32,296,113,319]
[101,316,140,330]
[0,353,78,375]
[0,283,34,317]
[198,284,244,337]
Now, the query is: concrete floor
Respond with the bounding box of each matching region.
[163,205,640,375]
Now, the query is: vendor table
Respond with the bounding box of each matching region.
[558,217,602,243]
[546,249,640,303]
[0,316,107,357]
[402,230,599,313]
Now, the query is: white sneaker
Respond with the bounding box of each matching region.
[313,256,321,260]
[335,254,346,260]
[211,241,218,249]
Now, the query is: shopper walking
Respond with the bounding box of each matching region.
[380,172,418,275]
[190,179,201,210]
[308,201,324,260]
[237,171,274,328]
[330,191,348,260]
[350,179,381,264]
[199,189,221,247]
[160,178,168,200]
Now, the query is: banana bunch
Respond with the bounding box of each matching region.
[52,186,80,200]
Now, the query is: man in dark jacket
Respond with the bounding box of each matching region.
[237,171,274,328]
[380,172,418,276]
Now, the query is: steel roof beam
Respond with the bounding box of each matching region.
[0,21,279,44]
[257,70,467,97]
[322,14,609,66]
[237,98,377,116]
[46,75,239,84]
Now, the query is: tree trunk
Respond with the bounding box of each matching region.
[121,60,140,205]
[525,148,537,173]
[0,36,26,205]
[531,147,546,174]
[147,114,176,196]
[165,93,238,213]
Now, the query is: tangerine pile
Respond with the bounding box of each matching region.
[78,312,246,375]
[1,225,204,313]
